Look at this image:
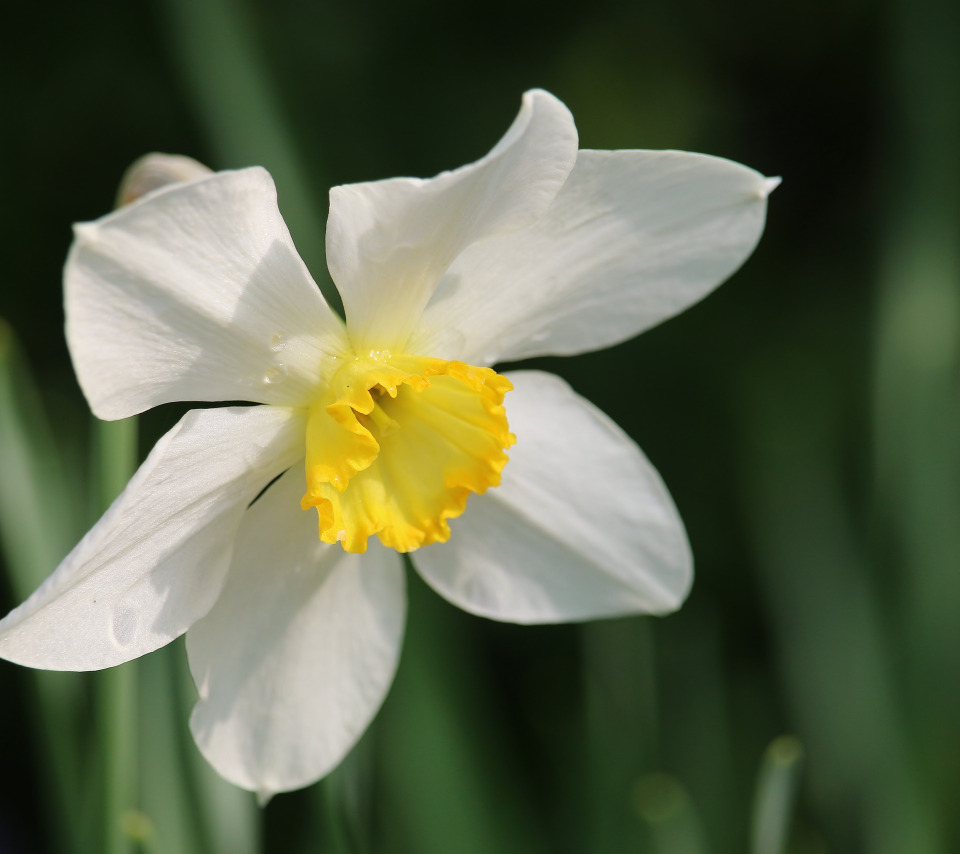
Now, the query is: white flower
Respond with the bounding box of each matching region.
[0,90,777,799]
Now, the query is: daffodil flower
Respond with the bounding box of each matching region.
[0,90,777,799]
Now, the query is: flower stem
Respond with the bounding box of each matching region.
[157,0,340,313]
[93,416,139,854]
[750,736,803,854]
[0,322,86,852]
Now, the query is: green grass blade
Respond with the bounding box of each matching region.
[750,736,803,854]
[91,416,140,854]
[0,320,87,852]
[157,0,338,311]
[633,773,710,854]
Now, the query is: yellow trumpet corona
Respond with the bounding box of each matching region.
[302,352,514,553]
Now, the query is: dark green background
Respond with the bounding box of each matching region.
[1,0,958,852]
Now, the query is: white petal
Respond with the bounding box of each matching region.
[187,466,406,800]
[328,89,578,353]
[411,150,775,364]
[412,371,691,623]
[0,405,305,670]
[66,167,349,420]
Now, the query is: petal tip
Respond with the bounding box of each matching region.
[759,176,782,199]
[661,562,694,615]
[71,221,99,245]
[521,87,563,109]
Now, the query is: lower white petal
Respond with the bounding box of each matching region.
[412,371,692,623]
[411,149,775,365]
[0,405,304,670]
[187,466,406,800]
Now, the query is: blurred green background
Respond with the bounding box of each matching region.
[1,0,959,852]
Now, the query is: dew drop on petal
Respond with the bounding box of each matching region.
[270,331,287,352]
[263,364,288,385]
[111,606,139,649]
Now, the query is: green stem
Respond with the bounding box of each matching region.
[633,773,709,854]
[98,662,139,854]
[94,417,139,854]
[157,0,338,311]
[871,0,960,848]
[750,736,803,854]
[95,417,139,512]
[0,322,86,852]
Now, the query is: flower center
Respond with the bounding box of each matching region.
[301,351,514,553]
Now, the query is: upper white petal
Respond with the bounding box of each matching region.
[327,89,578,353]
[410,149,776,364]
[66,167,349,420]
[187,466,406,800]
[412,371,692,623]
[0,405,305,670]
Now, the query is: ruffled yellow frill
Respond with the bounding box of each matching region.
[302,352,514,553]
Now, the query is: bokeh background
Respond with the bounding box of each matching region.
[1,0,958,852]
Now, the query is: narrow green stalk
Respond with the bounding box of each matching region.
[136,643,205,854]
[633,773,709,854]
[157,0,338,310]
[0,320,81,593]
[750,736,803,854]
[94,417,139,513]
[738,356,937,854]
[172,642,260,854]
[93,416,139,854]
[377,570,545,854]
[873,1,960,844]
[0,321,86,852]
[582,617,659,853]
[325,746,375,854]
[318,771,359,854]
[98,662,139,854]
